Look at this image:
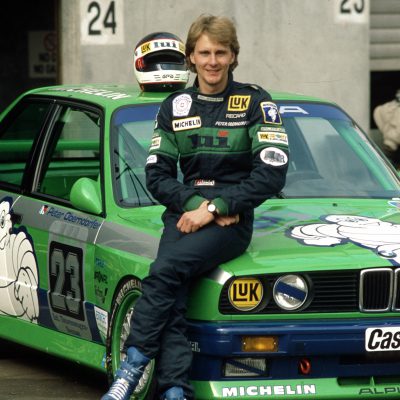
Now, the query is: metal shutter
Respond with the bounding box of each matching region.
[370,0,400,71]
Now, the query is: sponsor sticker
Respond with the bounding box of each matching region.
[257,132,288,145]
[261,102,282,125]
[173,94,192,117]
[228,277,263,311]
[228,95,251,111]
[222,384,316,397]
[260,147,288,166]
[94,306,108,340]
[173,116,201,131]
[146,155,157,164]
[149,136,161,151]
[365,327,400,352]
[140,42,151,54]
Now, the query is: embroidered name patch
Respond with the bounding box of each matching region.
[173,116,201,131]
[261,102,282,125]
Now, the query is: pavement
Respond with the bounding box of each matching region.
[0,339,108,399]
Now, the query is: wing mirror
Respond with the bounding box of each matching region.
[70,177,102,215]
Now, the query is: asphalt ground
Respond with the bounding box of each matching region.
[0,339,108,400]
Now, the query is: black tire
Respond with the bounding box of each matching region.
[106,278,157,399]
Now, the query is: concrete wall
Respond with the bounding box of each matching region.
[60,0,370,129]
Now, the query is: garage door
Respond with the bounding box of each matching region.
[370,0,400,71]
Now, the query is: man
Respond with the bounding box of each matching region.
[102,14,289,400]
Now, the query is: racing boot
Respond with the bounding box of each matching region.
[101,346,150,400]
[162,386,186,400]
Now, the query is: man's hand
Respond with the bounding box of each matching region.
[215,214,240,226]
[177,201,240,233]
[177,201,214,233]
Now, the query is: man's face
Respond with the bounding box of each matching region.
[190,33,235,94]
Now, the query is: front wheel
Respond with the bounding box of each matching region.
[106,278,157,399]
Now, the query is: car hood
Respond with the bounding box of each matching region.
[220,198,400,276]
[118,198,400,275]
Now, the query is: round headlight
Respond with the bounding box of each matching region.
[273,274,308,311]
[228,277,263,311]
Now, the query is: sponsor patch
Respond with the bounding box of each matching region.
[257,132,288,145]
[228,95,251,111]
[260,147,288,166]
[149,136,161,151]
[146,155,157,164]
[194,179,215,186]
[260,126,286,133]
[173,94,192,117]
[197,94,223,102]
[261,102,282,125]
[173,116,201,131]
[226,112,246,119]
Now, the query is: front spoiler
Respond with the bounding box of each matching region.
[187,318,400,399]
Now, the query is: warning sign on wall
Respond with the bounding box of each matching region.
[28,31,57,79]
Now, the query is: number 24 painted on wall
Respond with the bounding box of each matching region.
[87,0,116,35]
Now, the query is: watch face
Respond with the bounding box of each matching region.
[208,203,217,213]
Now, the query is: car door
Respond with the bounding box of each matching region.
[0,98,104,342]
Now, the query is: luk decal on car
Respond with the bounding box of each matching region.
[290,215,400,265]
[0,199,39,323]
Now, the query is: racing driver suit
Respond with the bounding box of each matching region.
[124,72,289,398]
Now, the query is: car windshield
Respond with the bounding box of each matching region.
[111,102,400,207]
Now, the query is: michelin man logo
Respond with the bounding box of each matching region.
[0,200,39,322]
[290,215,400,265]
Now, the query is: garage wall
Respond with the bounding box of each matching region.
[59,0,370,129]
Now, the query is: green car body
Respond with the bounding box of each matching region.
[0,84,400,399]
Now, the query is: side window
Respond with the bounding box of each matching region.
[37,105,101,201]
[0,101,51,187]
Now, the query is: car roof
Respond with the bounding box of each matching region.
[25,83,333,108]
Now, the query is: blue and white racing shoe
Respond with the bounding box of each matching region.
[101,347,150,400]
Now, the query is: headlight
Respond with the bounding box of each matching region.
[228,277,263,311]
[273,274,308,310]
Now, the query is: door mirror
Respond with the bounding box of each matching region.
[70,177,102,215]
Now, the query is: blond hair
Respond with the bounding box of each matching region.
[185,14,240,73]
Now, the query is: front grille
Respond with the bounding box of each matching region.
[360,268,393,312]
[219,268,400,314]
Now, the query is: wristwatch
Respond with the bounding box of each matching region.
[207,201,218,217]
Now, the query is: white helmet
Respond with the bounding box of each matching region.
[134,32,189,92]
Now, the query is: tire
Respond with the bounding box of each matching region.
[106,278,157,399]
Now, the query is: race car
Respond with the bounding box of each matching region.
[0,84,399,399]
